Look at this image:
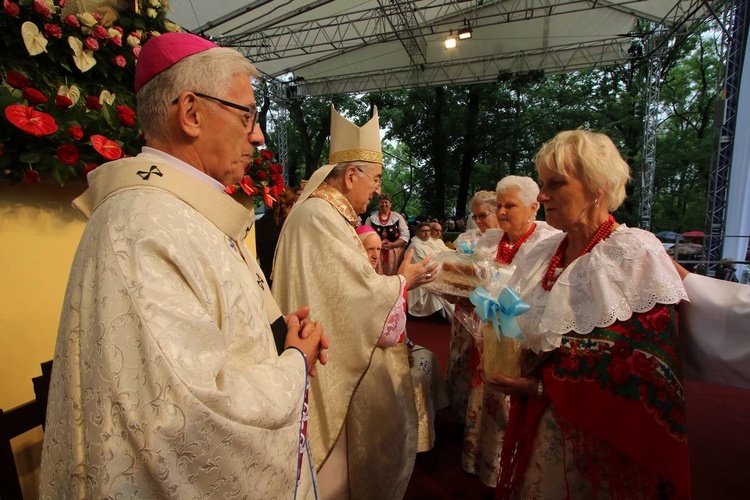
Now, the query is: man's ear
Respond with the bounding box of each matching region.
[343,165,359,190]
[175,92,202,139]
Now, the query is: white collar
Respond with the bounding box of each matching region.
[140,147,226,192]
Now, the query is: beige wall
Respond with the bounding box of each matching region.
[0,181,257,498]
[0,181,87,499]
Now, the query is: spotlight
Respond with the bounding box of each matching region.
[458,21,472,40]
[444,31,457,49]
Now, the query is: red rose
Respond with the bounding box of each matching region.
[24,169,40,184]
[610,340,633,359]
[260,149,274,160]
[252,158,261,166]
[5,105,58,136]
[627,350,654,379]
[108,35,122,47]
[116,105,135,127]
[83,163,98,175]
[59,0,65,8]
[240,175,258,196]
[63,14,79,28]
[132,46,141,58]
[3,1,20,17]
[90,134,123,160]
[91,12,102,22]
[68,125,84,140]
[111,26,123,35]
[43,23,62,39]
[32,0,51,17]
[22,87,48,105]
[255,170,268,181]
[84,37,99,50]
[269,163,283,174]
[92,25,109,39]
[6,71,30,89]
[607,357,631,385]
[55,94,73,110]
[270,173,284,185]
[112,55,127,68]
[639,305,672,334]
[57,144,80,165]
[85,95,102,110]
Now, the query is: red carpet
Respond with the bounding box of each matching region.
[405,314,750,499]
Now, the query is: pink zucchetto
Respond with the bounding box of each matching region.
[356,225,377,243]
[134,33,218,92]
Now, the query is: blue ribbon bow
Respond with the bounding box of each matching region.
[456,240,475,254]
[469,286,529,341]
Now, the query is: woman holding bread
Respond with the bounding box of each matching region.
[493,130,689,499]
[462,176,558,486]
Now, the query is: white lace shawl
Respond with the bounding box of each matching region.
[508,225,689,353]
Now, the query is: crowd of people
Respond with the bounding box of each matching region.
[37,31,748,500]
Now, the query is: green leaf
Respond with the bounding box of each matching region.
[101,103,119,129]
[19,152,41,164]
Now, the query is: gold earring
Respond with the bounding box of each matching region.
[594,198,599,209]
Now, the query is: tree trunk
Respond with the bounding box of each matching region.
[456,85,482,218]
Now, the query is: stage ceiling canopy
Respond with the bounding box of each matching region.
[167,0,716,96]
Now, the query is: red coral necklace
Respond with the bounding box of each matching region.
[541,215,615,291]
[378,211,391,225]
[496,223,537,264]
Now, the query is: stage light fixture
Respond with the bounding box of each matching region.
[444,31,457,49]
[458,22,472,40]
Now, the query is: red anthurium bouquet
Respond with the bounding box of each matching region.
[225,148,286,207]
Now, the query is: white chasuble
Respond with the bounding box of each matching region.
[39,157,315,499]
[272,186,418,500]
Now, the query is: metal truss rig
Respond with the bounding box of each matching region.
[705,0,749,267]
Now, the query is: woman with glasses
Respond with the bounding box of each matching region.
[367,193,410,275]
[446,190,501,424]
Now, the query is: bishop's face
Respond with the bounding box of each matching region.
[349,162,382,214]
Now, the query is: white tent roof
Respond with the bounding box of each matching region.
[167,0,714,96]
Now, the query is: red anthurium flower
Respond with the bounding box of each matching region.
[55,94,73,110]
[85,95,102,110]
[240,175,258,196]
[22,87,48,105]
[6,71,30,89]
[68,125,84,140]
[5,105,58,136]
[116,105,135,126]
[57,144,80,165]
[84,37,99,50]
[262,185,275,207]
[260,149,274,160]
[84,163,98,175]
[3,1,20,17]
[43,23,62,39]
[92,25,109,39]
[270,181,285,198]
[90,134,123,160]
[224,184,238,195]
[112,55,126,68]
[32,0,52,17]
[63,14,79,28]
[255,169,268,181]
[24,169,40,184]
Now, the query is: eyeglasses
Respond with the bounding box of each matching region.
[355,166,382,187]
[471,212,492,221]
[431,228,443,233]
[172,92,259,129]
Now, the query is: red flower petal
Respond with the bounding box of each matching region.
[5,105,58,136]
[240,175,258,196]
[90,134,123,160]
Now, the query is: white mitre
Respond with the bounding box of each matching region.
[329,104,382,165]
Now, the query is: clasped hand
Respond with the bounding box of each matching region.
[283,306,329,377]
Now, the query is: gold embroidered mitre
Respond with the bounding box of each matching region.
[329,104,383,165]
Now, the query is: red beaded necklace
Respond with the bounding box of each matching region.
[541,214,616,291]
[496,223,537,264]
[378,211,391,225]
